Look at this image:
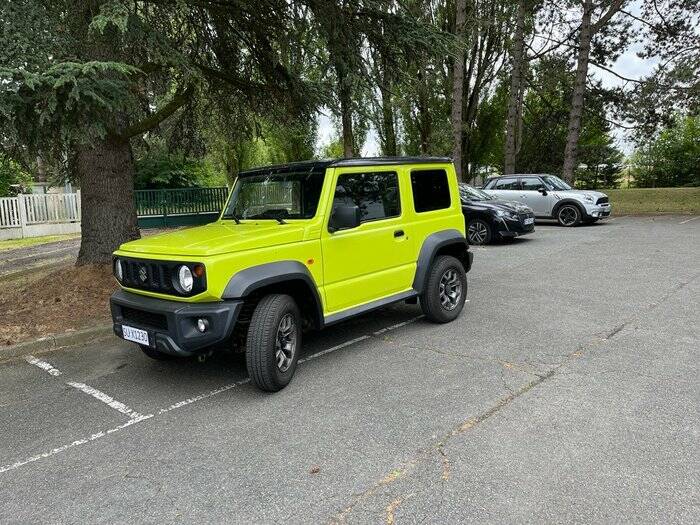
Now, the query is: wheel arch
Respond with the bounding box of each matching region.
[412,229,471,294]
[552,198,586,218]
[222,261,324,329]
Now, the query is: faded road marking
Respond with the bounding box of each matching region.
[3,315,422,476]
[0,414,152,474]
[67,382,146,419]
[678,216,699,224]
[24,355,62,377]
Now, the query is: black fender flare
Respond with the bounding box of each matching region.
[222,261,324,328]
[412,229,471,294]
[552,199,587,219]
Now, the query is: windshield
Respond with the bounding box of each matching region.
[459,184,494,202]
[542,175,572,191]
[222,170,325,221]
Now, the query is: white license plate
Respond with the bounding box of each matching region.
[122,325,149,345]
[524,217,534,225]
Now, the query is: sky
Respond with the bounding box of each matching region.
[315,3,658,159]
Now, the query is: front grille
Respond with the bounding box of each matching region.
[519,211,534,222]
[596,197,609,205]
[121,306,168,330]
[117,257,205,296]
[122,259,174,293]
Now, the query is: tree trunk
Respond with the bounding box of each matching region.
[417,64,431,155]
[338,67,355,158]
[76,136,140,265]
[504,0,527,175]
[451,0,467,180]
[562,0,593,182]
[379,63,397,156]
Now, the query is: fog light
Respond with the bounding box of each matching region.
[196,318,209,333]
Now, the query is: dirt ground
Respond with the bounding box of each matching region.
[0,263,116,346]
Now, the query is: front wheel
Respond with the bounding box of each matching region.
[420,255,467,323]
[556,204,582,227]
[246,294,301,392]
[468,219,492,245]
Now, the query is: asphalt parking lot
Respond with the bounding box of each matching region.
[1,215,698,524]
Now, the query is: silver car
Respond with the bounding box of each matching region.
[482,174,611,226]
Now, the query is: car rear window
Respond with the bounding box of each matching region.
[494,177,520,190]
[410,169,451,213]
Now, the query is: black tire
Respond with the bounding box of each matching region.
[420,255,467,323]
[556,204,582,227]
[139,344,175,361]
[246,294,301,392]
[467,219,492,245]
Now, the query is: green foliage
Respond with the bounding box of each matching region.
[632,115,700,188]
[134,149,227,190]
[0,154,33,196]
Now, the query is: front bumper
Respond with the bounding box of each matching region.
[497,213,535,238]
[110,290,242,356]
[583,203,612,219]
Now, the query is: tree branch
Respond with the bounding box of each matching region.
[592,0,624,33]
[119,85,193,140]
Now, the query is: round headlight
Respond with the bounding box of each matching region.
[178,265,193,292]
[114,259,123,281]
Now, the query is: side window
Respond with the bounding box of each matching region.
[333,171,400,222]
[410,169,451,213]
[521,177,545,191]
[494,177,520,190]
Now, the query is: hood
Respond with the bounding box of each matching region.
[462,199,531,213]
[118,221,306,257]
[554,189,608,199]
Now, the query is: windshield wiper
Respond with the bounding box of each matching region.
[223,213,241,224]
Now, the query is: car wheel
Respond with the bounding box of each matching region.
[420,255,467,323]
[468,219,492,245]
[139,344,175,361]
[246,294,301,392]
[556,204,581,227]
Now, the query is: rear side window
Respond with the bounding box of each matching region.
[333,171,400,222]
[410,169,451,213]
[494,177,520,190]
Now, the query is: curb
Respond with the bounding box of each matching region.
[1,324,114,361]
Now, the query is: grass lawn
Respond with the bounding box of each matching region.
[605,188,700,215]
[0,233,80,252]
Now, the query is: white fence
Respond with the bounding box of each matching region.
[0,192,82,241]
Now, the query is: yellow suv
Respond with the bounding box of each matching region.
[110,157,473,391]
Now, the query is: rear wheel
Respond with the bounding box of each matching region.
[139,344,175,361]
[467,219,492,245]
[556,204,581,227]
[246,294,301,392]
[420,255,467,323]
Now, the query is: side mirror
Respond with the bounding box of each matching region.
[538,188,548,195]
[329,205,361,232]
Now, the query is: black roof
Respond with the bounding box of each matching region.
[239,156,453,176]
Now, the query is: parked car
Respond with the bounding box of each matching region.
[482,174,611,226]
[459,184,535,245]
[110,157,473,392]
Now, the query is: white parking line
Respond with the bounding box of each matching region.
[678,216,699,224]
[67,382,146,420]
[24,355,62,377]
[2,315,423,475]
[0,415,152,474]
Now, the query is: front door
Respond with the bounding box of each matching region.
[321,168,415,314]
[519,176,552,216]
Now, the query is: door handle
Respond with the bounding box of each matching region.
[394,229,405,238]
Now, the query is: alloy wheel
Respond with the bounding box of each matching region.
[559,206,578,226]
[468,221,488,244]
[439,268,462,310]
[275,313,297,372]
